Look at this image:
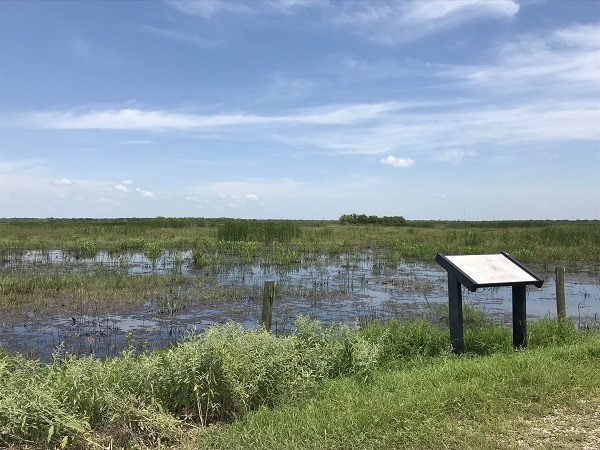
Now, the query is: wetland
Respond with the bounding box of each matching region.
[1,218,599,361]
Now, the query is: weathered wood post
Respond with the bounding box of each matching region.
[262,281,275,332]
[555,266,566,320]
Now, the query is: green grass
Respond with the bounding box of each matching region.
[1,218,599,263]
[0,272,192,310]
[191,334,600,450]
[0,317,597,449]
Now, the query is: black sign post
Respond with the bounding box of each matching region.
[436,252,544,353]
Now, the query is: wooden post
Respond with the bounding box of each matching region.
[448,274,464,354]
[555,266,566,320]
[262,281,275,332]
[512,285,527,349]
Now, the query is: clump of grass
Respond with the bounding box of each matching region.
[217,219,302,243]
[143,241,162,262]
[64,238,98,259]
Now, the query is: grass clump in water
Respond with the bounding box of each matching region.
[217,219,302,243]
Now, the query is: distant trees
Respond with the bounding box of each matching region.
[339,214,406,226]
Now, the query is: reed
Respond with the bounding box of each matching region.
[217,219,302,243]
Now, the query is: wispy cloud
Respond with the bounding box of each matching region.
[139,24,219,48]
[119,140,156,145]
[11,97,598,155]
[380,156,415,168]
[51,178,73,186]
[16,102,401,130]
[436,151,478,162]
[163,0,518,45]
[136,188,155,199]
[114,184,129,193]
[441,23,600,91]
[323,0,519,44]
[166,0,251,18]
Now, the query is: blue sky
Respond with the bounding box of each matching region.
[1,0,599,220]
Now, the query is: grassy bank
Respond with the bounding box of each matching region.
[193,336,600,450]
[1,218,599,263]
[1,316,598,449]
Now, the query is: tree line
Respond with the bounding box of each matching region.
[339,214,406,226]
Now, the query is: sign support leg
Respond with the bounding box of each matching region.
[448,274,464,354]
[512,285,527,349]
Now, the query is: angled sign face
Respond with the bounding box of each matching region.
[444,254,538,285]
[436,252,543,292]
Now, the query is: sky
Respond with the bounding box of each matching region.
[0,0,599,220]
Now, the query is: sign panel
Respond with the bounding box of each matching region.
[444,254,538,285]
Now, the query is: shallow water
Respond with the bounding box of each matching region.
[1,249,598,361]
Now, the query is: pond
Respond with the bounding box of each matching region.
[1,249,598,361]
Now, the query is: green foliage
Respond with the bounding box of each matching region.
[1,218,599,263]
[528,316,579,348]
[361,319,449,362]
[0,316,597,447]
[339,213,406,226]
[217,219,302,243]
[0,353,89,447]
[143,241,163,261]
[194,335,600,450]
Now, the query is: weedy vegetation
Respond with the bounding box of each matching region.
[1,317,599,449]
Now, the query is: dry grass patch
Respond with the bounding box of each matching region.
[497,396,600,450]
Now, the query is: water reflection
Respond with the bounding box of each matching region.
[1,249,598,361]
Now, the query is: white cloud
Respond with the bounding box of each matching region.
[17,102,400,130]
[244,193,259,201]
[51,178,72,186]
[329,0,519,44]
[441,23,600,89]
[12,96,598,156]
[136,188,155,198]
[436,151,479,162]
[114,184,129,193]
[166,0,251,18]
[380,156,415,168]
[164,1,519,46]
[122,180,133,185]
[119,140,156,145]
[139,25,219,48]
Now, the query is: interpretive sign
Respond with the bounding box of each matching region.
[436,252,543,353]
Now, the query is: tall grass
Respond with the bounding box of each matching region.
[1,219,598,263]
[193,335,600,450]
[217,219,302,243]
[0,316,593,448]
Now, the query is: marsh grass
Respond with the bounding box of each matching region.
[217,219,302,243]
[0,272,190,310]
[3,219,598,264]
